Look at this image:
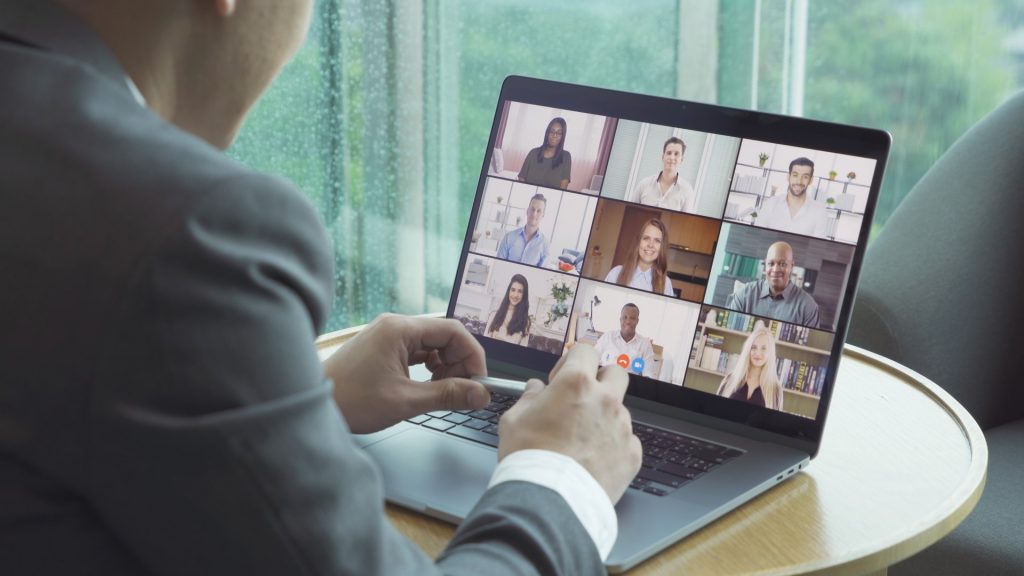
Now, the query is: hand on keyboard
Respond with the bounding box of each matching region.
[496,344,642,504]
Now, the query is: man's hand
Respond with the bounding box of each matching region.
[323,314,490,434]
[498,345,642,504]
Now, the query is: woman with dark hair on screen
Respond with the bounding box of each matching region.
[518,117,572,190]
[716,323,784,410]
[486,274,531,345]
[604,218,675,297]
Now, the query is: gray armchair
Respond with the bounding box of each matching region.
[848,91,1024,574]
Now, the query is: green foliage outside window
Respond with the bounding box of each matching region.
[229,0,1024,331]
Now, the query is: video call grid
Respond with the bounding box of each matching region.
[454,99,877,417]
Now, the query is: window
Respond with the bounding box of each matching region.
[229,0,1024,331]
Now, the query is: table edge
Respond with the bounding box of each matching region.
[789,344,989,575]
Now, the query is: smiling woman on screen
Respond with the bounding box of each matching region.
[486,274,532,345]
[604,219,675,297]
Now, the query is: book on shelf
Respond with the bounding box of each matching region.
[775,322,810,346]
[689,332,702,363]
[713,309,759,333]
[699,333,726,371]
[775,357,826,396]
[722,253,763,279]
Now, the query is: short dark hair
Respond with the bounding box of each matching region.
[622,303,640,314]
[530,193,547,206]
[789,157,815,176]
[663,137,686,155]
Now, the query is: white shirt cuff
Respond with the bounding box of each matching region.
[488,449,618,560]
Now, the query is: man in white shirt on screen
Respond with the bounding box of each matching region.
[594,303,657,378]
[635,137,695,213]
[757,157,829,237]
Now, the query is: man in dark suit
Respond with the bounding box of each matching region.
[0,1,641,574]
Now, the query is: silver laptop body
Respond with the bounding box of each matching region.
[357,76,890,572]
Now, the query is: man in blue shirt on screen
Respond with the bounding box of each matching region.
[496,193,549,267]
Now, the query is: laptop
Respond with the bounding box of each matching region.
[355,76,890,572]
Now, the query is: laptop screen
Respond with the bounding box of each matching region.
[448,76,889,444]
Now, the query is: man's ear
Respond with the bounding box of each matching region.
[215,0,237,16]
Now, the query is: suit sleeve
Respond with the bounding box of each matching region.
[88,174,599,575]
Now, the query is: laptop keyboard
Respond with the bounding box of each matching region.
[406,392,517,448]
[631,424,744,496]
[406,393,745,497]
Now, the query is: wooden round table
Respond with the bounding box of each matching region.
[317,329,987,576]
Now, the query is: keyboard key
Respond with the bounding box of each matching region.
[427,410,451,418]
[422,418,455,432]
[443,413,471,425]
[662,452,687,465]
[723,449,744,459]
[455,409,472,414]
[406,414,430,424]
[642,454,662,468]
[670,443,698,455]
[462,418,490,430]
[642,445,666,458]
[468,409,496,421]
[651,437,676,449]
[448,425,500,448]
[483,424,500,436]
[643,485,670,496]
[658,461,704,480]
[687,458,715,472]
[637,467,686,488]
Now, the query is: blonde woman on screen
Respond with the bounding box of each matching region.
[716,323,784,410]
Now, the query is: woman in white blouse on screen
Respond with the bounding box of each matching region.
[604,218,675,297]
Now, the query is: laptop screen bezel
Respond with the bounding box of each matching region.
[447,75,891,456]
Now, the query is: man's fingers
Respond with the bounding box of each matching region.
[401,377,490,416]
[549,343,598,382]
[409,349,445,375]
[596,363,630,400]
[519,378,546,401]
[400,317,487,378]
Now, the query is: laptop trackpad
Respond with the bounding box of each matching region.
[365,427,498,521]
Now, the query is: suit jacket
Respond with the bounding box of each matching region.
[0,2,602,574]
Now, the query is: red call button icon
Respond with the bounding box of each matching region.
[616,354,630,369]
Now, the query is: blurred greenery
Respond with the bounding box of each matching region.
[228,0,1022,331]
[803,0,1014,226]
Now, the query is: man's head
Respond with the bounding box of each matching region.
[619,303,640,340]
[526,194,547,230]
[61,0,314,149]
[764,241,795,294]
[661,137,685,173]
[787,157,815,198]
